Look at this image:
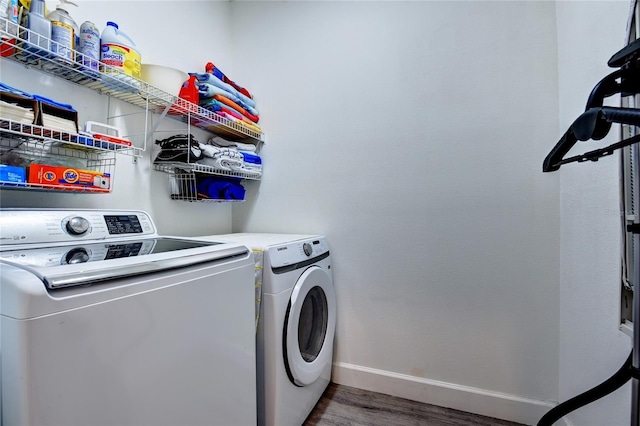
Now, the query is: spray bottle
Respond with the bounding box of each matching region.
[47,0,78,63]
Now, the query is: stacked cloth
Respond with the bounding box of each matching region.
[199,136,262,178]
[154,134,262,178]
[191,62,262,135]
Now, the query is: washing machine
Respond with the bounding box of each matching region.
[202,233,336,426]
[0,209,257,426]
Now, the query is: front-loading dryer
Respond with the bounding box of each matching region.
[202,233,336,426]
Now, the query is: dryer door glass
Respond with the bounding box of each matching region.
[298,286,328,362]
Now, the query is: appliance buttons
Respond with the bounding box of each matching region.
[64,247,90,264]
[65,216,90,235]
[303,242,313,257]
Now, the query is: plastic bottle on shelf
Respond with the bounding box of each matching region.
[24,0,51,54]
[0,0,19,57]
[77,20,99,73]
[100,21,141,91]
[46,0,78,63]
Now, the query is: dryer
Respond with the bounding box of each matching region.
[204,233,336,426]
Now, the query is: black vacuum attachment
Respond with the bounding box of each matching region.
[543,39,640,172]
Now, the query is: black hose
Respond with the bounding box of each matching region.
[537,351,633,426]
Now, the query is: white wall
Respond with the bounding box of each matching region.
[2,1,635,424]
[230,2,561,424]
[556,2,633,425]
[0,1,236,237]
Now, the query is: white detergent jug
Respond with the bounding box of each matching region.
[47,0,79,63]
[100,21,141,91]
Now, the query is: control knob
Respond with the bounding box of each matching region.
[65,216,90,236]
[303,242,313,257]
[64,247,90,264]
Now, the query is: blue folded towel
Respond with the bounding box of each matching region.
[197,82,258,116]
[191,72,258,111]
[240,151,261,165]
[197,176,245,200]
[199,100,222,113]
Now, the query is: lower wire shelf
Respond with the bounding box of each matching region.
[1,132,116,193]
[167,171,246,203]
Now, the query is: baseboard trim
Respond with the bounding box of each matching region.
[332,362,568,426]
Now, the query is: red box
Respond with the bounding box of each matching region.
[28,164,111,192]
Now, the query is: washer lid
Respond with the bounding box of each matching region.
[0,237,248,289]
[284,266,336,386]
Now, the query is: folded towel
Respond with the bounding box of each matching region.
[199,143,221,159]
[213,94,259,123]
[197,82,259,117]
[198,156,244,170]
[205,99,245,121]
[199,143,244,160]
[240,151,262,164]
[208,136,237,148]
[239,116,262,133]
[236,91,257,114]
[197,176,245,200]
[236,142,257,152]
[198,83,237,101]
[221,157,245,171]
[205,62,254,100]
[216,111,241,122]
[200,102,222,114]
[215,111,262,134]
[191,72,258,112]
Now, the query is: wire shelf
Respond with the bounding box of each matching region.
[153,161,262,181]
[0,118,142,156]
[166,171,246,203]
[0,17,265,145]
[0,135,116,193]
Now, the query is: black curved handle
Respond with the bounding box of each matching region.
[586,70,622,109]
[608,37,640,67]
[600,106,640,127]
[544,107,640,172]
[543,128,578,172]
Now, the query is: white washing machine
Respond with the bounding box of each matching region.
[0,209,257,426]
[203,233,336,426]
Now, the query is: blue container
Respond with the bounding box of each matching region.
[0,165,26,185]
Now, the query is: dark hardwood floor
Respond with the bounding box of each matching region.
[304,384,527,426]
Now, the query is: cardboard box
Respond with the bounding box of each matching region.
[37,101,79,134]
[28,164,110,192]
[0,164,26,185]
[0,91,39,125]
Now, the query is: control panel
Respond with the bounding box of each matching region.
[0,209,156,246]
[0,240,157,266]
[267,237,329,269]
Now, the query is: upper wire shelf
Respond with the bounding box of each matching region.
[0,17,265,144]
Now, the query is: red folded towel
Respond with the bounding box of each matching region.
[213,94,259,123]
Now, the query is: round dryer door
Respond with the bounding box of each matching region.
[284,265,336,387]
